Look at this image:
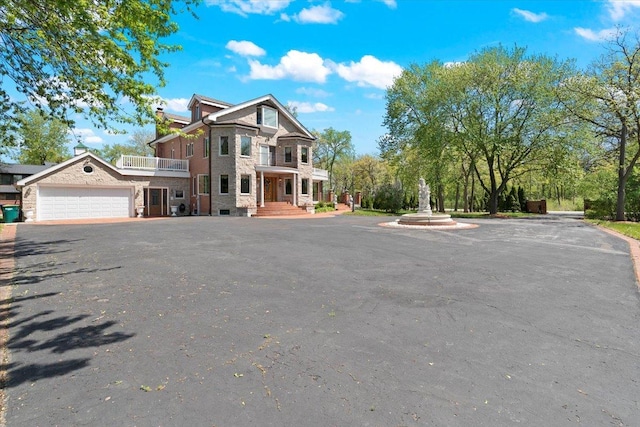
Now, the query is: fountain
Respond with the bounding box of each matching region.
[398,178,456,226]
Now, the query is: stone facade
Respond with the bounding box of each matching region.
[20,154,189,220]
[153,94,326,217]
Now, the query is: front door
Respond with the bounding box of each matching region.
[264,178,276,202]
[146,188,167,216]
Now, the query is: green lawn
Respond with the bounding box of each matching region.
[345,209,537,218]
[587,220,640,240]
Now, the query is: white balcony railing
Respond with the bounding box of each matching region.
[116,155,189,172]
[312,168,329,180]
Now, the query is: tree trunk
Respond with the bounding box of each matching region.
[454,182,460,211]
[436,185,444,213]
[616,123,627,221]
[470,173,475,212]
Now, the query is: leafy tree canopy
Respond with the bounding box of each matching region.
[0,0,198,150]
[11,109,71,165]
[98,129,155,163]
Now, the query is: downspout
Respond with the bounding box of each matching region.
[202,117,213,216]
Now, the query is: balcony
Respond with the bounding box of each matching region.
[312,168,329,181]
[116,155,189,172]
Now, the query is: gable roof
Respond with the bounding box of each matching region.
[205,94,315,139]
[151,93,315,146]
[188,94,233,110]
[160,111,190,125]
[15,151,120,187]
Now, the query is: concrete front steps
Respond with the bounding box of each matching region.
[254,202,310,217]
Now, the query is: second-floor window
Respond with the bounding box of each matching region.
[219,136,229,156]
[241,136,251,157]
[301,147,308,164]
[186,142,194,157]
[257,106,278,128]
[284,146,292,163]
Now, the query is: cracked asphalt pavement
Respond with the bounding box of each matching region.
[1,214,638,426]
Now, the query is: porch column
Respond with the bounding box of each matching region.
[293,173,297,206]
[260,171,265,207]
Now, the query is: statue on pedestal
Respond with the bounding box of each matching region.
[418,178,432,215]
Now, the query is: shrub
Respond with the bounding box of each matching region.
[373,183,404,213]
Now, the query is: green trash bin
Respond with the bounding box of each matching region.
[2,205,20,223]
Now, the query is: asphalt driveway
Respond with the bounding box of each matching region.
[1,215,639,426]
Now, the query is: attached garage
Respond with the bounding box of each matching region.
[16,151,190,222]
[38,186,132,221]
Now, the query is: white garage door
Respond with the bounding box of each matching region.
[38,186,132,220]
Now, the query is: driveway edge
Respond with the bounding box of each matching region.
[0,224,16,427]
[595,224,640,290]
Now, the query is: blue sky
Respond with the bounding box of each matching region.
[65,1,640,156]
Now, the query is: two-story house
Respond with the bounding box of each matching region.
[16,93,329,221]
[151,93,329,216]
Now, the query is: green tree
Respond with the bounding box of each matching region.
[12,109,71,164]
[558,30,640,221]
[0,0,198,151]
[313,128,355,190]
[451,46,577,214]
[99,129,155,163]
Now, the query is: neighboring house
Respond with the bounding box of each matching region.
[0,163,53,206]
[152,93,329,216]
[15,93,329,222]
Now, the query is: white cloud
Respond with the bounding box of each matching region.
[290,3,345,24]
[296,87,331,97]
[512,8,548,23]
[364,93,384,100]
[346,0,396,8]
[574,27,618,42]
[378,0,397,9]
[287,101,335,113]
[608,0,640,20]
[156,97,190,112]
[71,128,103,144]
[334,55,403,89]
[226,40,266,57]
[205,0,291,16]
[248,50,331,83]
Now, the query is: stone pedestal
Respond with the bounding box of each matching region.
[398,212,456,226]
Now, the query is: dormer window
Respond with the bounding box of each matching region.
[257,106,278,129]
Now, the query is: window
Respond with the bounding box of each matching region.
[219,136,229,156]
[83,165,93,174]
[260,145,269,165]
[241,136,251,156]
[285,178,292,195]
[240,175,251,194]
[198,174,210,195]
[220,174,229,194]
[192,176,197,196]
[301,178,309,195]
[204,137,210,158]
[219,209,230,216]
[284,146,292,163]
[174,189,184,199]
[186,142,194,157]
[257,106,278,128]
[301,147,308,164]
